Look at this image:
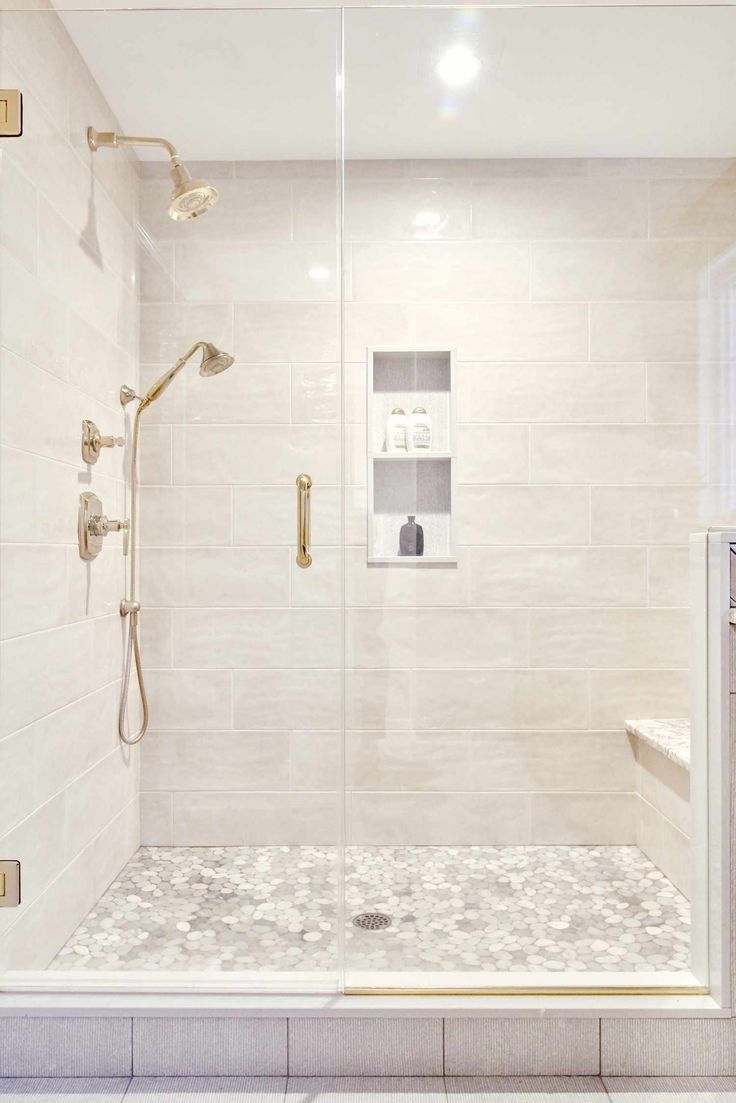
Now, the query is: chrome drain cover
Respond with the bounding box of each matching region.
[352,911,392,931]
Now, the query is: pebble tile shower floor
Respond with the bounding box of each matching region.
[50,845,690,973]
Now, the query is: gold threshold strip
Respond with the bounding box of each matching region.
[346,985,710,997]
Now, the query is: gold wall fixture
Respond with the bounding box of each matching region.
[81,419,124,465]
[0,90,22,137]
[115,340,234,747]
[296,473,313,568]
[78,491,130,561]
[0,861,21,907]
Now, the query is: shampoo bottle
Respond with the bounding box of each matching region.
[385,407,408,453]
[408,406,432,452]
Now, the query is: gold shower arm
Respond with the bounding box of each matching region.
[87,126,178,159]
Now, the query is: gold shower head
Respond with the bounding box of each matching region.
[168,158,219,221]
[87,127,218,222]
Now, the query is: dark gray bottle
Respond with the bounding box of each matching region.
[399,515,424,556]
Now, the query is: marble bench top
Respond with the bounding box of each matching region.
[625,718,691,770]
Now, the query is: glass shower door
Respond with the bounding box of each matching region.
[0,5,345,993]
[341,3,736,994]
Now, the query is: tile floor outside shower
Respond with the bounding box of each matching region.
[2,1080,736,1103]
[49,845,690,974]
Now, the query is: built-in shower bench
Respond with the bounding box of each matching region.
[625,718,691,771]
[624,718,691,898]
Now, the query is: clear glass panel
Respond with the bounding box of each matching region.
[1,0,735,1001]
[342,4,736,992]
[0,7,343,992]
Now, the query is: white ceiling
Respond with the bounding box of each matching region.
[61,6,736,161]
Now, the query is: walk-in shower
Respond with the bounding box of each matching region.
[118,342,234,746]
[0,1,734,1000]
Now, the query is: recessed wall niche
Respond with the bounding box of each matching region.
[366,348,456,565]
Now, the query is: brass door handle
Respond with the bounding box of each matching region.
[296,473,312,568]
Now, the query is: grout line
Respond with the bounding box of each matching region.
[286,1017,291,1079]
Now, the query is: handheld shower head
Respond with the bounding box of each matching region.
[135,340,234,408]
[200,343,235,376]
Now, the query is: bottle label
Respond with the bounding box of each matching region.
[392,426,407,448]
[413,425,431,448]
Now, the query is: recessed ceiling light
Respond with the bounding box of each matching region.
[308,265,330,281]
[436,44,481,88]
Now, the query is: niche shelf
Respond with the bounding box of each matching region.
[366,347,456,566]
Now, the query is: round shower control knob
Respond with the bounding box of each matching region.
[81,419,124,465]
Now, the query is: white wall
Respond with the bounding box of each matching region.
[137,156,736,849]
[0,4,140,968]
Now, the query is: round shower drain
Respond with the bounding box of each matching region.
[352,911,392,931]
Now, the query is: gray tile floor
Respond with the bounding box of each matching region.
[2,1079,736,1102]
[50,845,690,974]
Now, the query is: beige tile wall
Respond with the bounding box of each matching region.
[0,5,140,967]
[137,159,342,845]
[138,156,736,847]
[633,740,690,896]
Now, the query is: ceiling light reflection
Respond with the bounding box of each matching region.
[436,44,481,88]
[413,209,448,237]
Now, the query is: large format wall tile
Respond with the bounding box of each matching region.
[175,242,337,303]
[471,178,647,239]
[350,791,533,845]
[172,791,338,846]
[468,547,647,607]
[137,156,728,855]
[351,241,529,302]
[346,608,529,669]
[458,362,646,424]
[531,425,706,485]
[0,8,138,968]
[650,177,736,237]
[532,240,707,301]
[590,302,701,361]
[140,177,293,243]
[172,425,340,486]
[529,608,689,669]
